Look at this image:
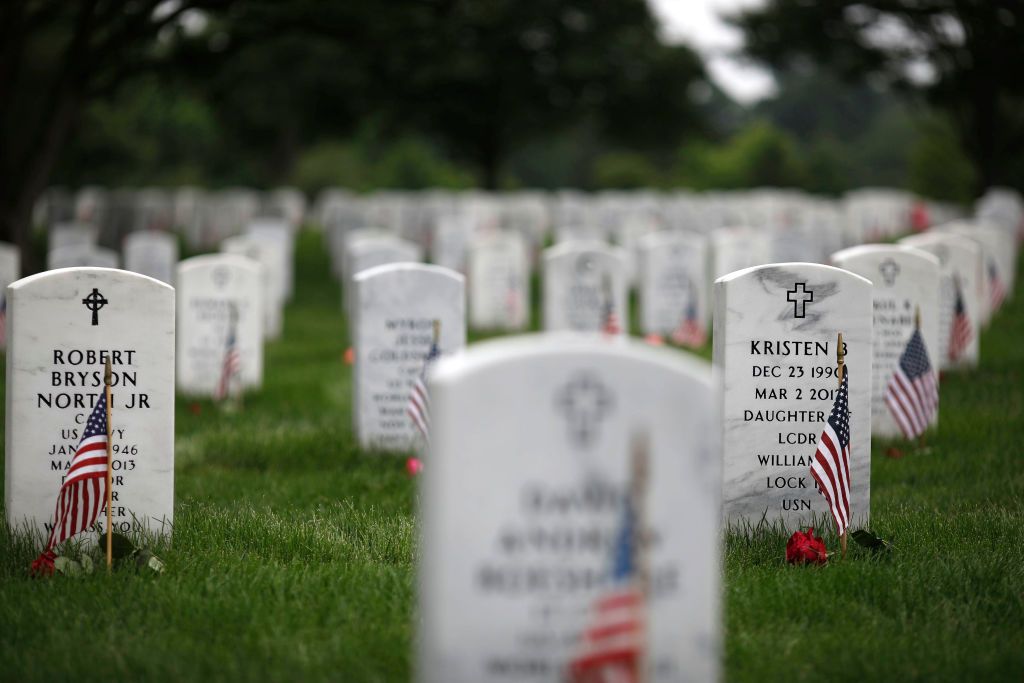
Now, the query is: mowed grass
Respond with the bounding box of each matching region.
[0,231,1022,682]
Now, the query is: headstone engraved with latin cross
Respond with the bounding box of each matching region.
[899,232,982,369]
[714,263,872,531]
[124,231,179,285]
[176,255,263,396]
[4,268,175,541]
[352,263,465,451]
[467,231,531,332]
[543,242,628,335]
[637,232,709,338]
[418,334,721,683]
[831,245,940,438]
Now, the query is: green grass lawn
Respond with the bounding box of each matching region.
[1,231,1022,682]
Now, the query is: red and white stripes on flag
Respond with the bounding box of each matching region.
[948,277,972,363]
[809,367,852,536]
[884,328,938,439]
[568,587,644,682]
[214,326,241,401]
[38,392,109,556]
[988,260,1006,312]
[407,342,440,439]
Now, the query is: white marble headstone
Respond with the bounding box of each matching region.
[123,231,178,285]
[831,245,940,438]
[543,242,628,336]
[418,334,721,683]
[467,231,530,332]
[714,263,872,532]
[5,268,175,540]
[637,231,709,341]
[353,263,465,451]
[899,232,982,369]
[176,255,263,396]
[221,235,284,340]
[49,223,98,251]
[245,219,295,301]
[47,245,119,270]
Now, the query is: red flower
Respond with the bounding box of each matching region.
[405,457,423,476]
[786,528,828,565]
[29,550,57,577]
[343,347,355,366]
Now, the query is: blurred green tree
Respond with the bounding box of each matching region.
[728,0,1024,194]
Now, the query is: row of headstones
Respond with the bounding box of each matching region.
[334,214,1017,350]
[2,230,1017,680]
[36,186,307,251]
[349,227,1019,679]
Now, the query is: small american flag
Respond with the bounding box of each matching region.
[948,276,973,362]
[988,260,1006,312]
[568,486,644,682]
[810,367,852,536]
[884,328,938,439]
[214,323,241,401]
[33,392,109,568]
[669,294,706,348]
[407,340,440,439]
[601,276,622,336]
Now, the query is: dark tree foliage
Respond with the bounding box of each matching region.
[728,0,1024,194]
[0,0,235,267]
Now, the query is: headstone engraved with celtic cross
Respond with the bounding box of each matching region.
[352,263,465,452]
[713,263,872,532]
[418,335,721,682]
[176,254,264,396]
[5,268,175,541]
[542,242,628,335]
[831,245,940,438]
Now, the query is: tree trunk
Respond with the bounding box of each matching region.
[0,89,82,275]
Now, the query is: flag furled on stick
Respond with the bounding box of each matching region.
[988,259,1006,312]
[810,367,852,536]
[214,313,241,401]
[670,292,706,348]
[32,392,109,571]
[948,276,972,362]
[568,451,647,681]
[407,336,441,440]
[0,293,6,347]
[884,328,938,439]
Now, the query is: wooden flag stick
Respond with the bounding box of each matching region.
[837,333,847,560]
[631,432,650,683]
[432,318,440,344]
[104,359,114,571]
[915,305,921,331]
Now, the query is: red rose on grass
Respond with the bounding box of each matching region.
[405,457,423,476]
[786,528,827,565]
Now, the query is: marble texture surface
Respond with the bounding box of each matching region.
[124,231,178,285]
[467,231,530,331]
[5,267,175,540]
[713,263,873,532]
[353,263,465,452]
[176,255,263,396]
[419,334,720,683]
[542,242,628,335]
[831,245,940,438]
[637,231,709,336]
[899,233,982,369]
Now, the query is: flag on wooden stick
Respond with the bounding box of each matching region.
[214,305,241,401]
[568,436,648,682]
[988,259,1006,312]
[407,320,441,440]
[948,276,972,362]
[31,392,109,575]
[810,363,852,538]
[884,325,938,439]
[670,292,706,348]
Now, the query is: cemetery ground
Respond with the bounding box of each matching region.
[1,232,1022,683]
